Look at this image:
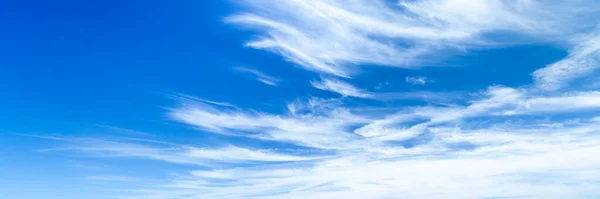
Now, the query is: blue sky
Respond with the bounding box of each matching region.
[2,0,600,198]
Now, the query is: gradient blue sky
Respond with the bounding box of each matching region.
[2,1,600,199]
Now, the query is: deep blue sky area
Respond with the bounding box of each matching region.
[1,1,598,199]
[1,1,295,129]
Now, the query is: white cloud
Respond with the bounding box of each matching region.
[120,121,600,199]
[171,85,600,155]
[227,0,600,77]
[46,86,600,198]
[49,138,325,165]
[350,86,600,141]
[514,91,600,113]
[168,98,369,149]
[36,1,600,198]
[310,78,373,98]
[286,97,343,116]
[533,28,600,90]
[233,67,280,86]
[405,76,428,85]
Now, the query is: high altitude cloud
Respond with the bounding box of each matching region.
[46,138,324,166]
[233,67,281,86]
[310,78,372,98]
[45,1,600,199]
[533,28,600,90]
[227,0,600,79]
[168,97,368,150]
[75,86,600,199]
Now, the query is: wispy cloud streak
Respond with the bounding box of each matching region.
[311,78,372,98]
[37,1,600,199]
[233,67,281,86]
[534,28,600,90]
[45,85,600,198]
[227,0,600,78]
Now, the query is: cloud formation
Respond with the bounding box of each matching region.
[533,28,600,90]
[405,76,428,85]
[233,67,281,86]
[69,86,600,199]
[46,137,326,166]
[41,1,600,199]
[311,78,373,98]
[228,0,600,79]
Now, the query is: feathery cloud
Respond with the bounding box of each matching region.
[533,28,600,90]
[168,98,369,149]
[46,138,325,166]
[102,89,600,198]
[310,78,373,98]
[233,67,281,86]
[227,0,600,78]
[42,84,600,198]
[36,1,600,198]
